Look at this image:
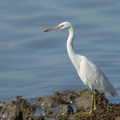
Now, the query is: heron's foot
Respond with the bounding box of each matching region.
[89,106,97,114]
[86,109,93,115]
[75,112,90,116]
[75,109,93,116]
[93,106,97,111]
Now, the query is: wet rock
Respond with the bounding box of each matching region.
[74,89,109,111]
[16,96,36,116]
[36,96,60,108]
[0,101,22,120]
[0,89,120,120]
[56,105,73,116]
[75,90,92,110]
[42,105,73,118]
[116,116,120,120]
[36,90,79,108]
[54,91,79,104]
[24,116,45,120]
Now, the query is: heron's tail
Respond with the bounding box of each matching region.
[107,83,118,97]
[104,79,118,97]
[110,90,118,97]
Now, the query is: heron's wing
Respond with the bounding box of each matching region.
[78,56,117,97]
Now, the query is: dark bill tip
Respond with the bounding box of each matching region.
[43,26,59,32]
[43,29,50,32]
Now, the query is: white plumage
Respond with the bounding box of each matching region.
[63,21,117,97]
[44,21,118,113]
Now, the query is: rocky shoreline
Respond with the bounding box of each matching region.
[0,89,120,120]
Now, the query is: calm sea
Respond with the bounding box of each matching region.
[0,0,120,103]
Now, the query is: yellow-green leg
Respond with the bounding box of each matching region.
[93,90,97,110]
[75,89,97,116]
[89,89,97,114]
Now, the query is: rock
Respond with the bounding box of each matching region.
[116,116,120,120]
[15,96,36,117]
[56,105,74,116]
[74,89,108,111]
[41,105,73,117]
[75,90,92,110]
[24,116,45,120]
[0,89,120,120]
[43,105,74,120]
[36,96,60,108]
[0,101,22,120]
[36,90,79,108]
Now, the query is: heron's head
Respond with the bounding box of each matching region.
[44,22,72,32]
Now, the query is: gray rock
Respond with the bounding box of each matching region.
[0,101,22,120]
[56,105,73,116]
[75,90,92,110]
[36,96,59,108]
[36,90,78,108]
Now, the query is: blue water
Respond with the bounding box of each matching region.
[0,0,120,103]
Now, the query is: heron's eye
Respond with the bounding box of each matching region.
[59,25,64,28]
[61,25,64,27]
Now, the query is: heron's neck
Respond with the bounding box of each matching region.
[67,26,79,68]
[67,26,75,54]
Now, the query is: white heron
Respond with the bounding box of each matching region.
[44,22,118,114]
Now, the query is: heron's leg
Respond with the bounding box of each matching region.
[93,90,97,110]
[89,89,97,114]
[89,89,94,114]
[78,89,96,115]
[75,89,97,115]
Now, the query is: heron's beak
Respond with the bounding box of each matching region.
[43,26,59,32]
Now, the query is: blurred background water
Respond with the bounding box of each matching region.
[0,0,120,103]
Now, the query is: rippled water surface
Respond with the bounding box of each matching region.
[0,0,120,103]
